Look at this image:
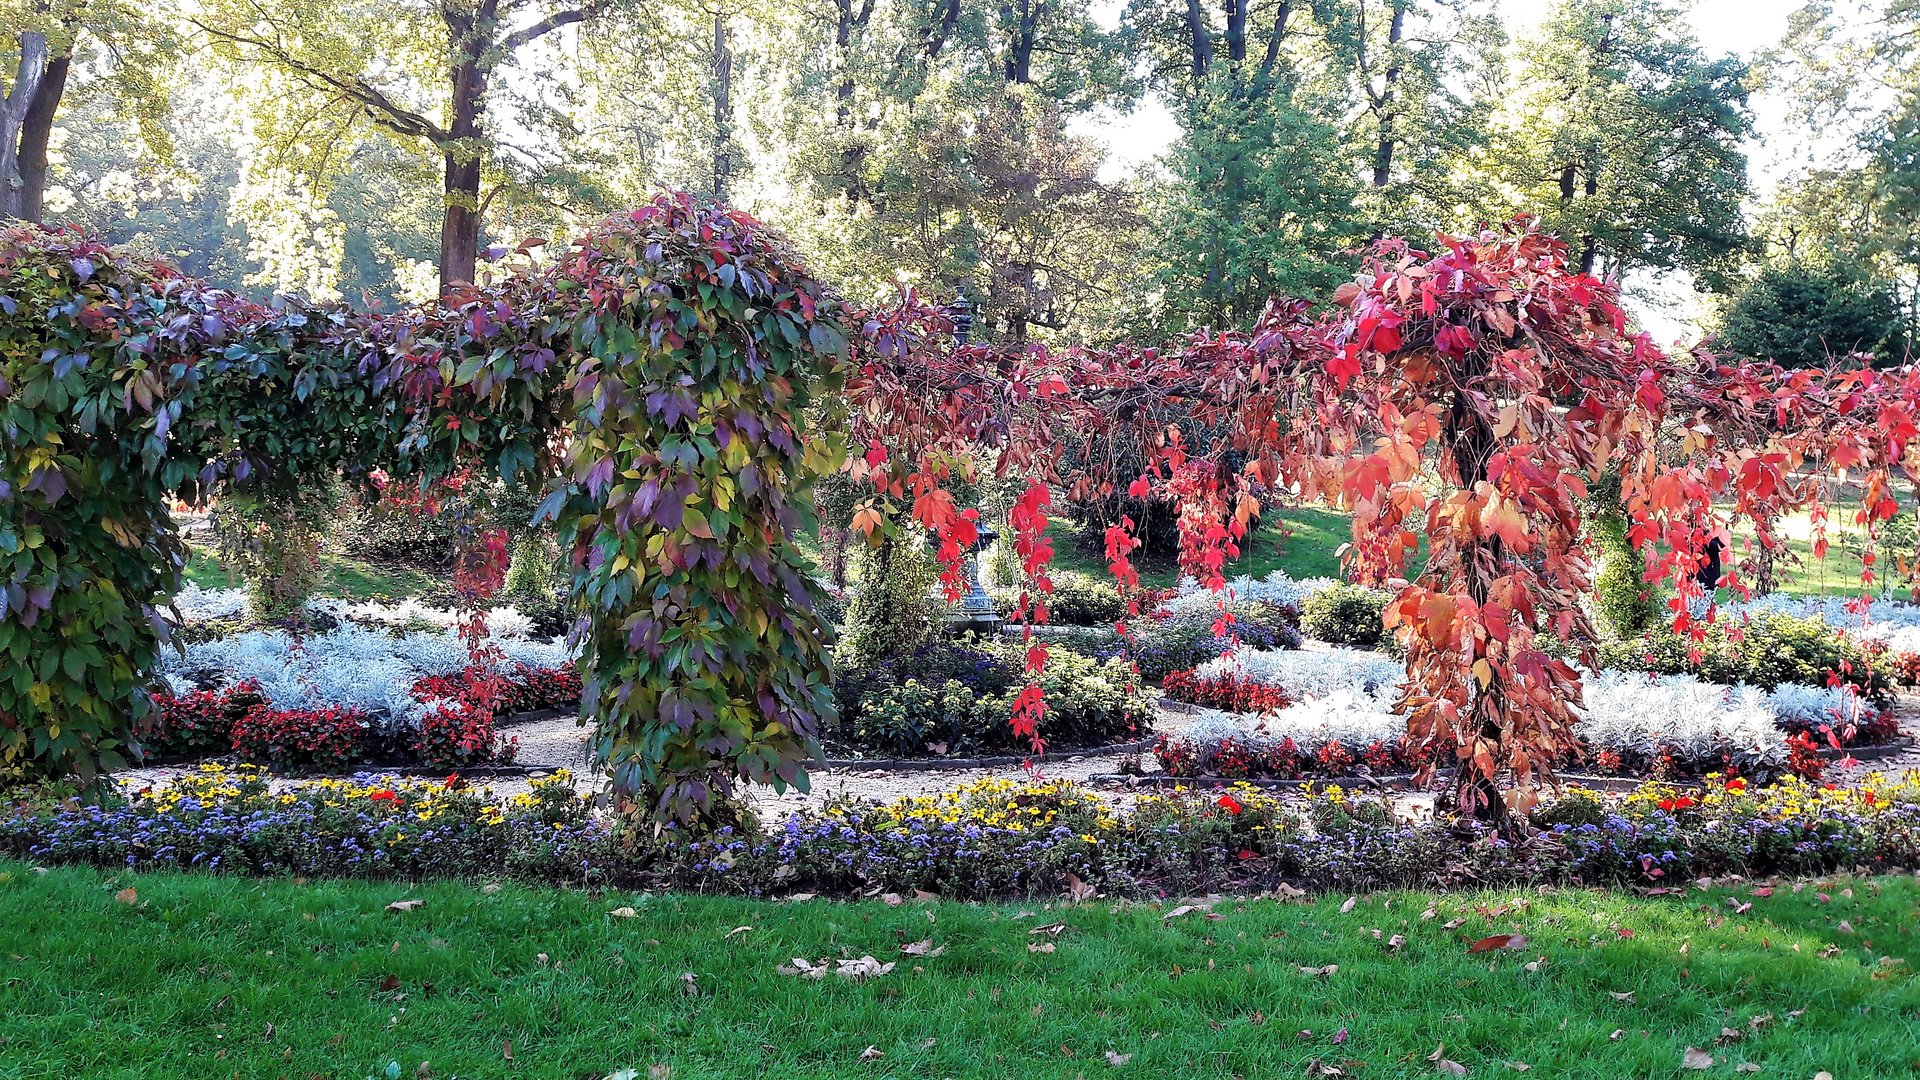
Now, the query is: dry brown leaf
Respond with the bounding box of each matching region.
[1163,904,1205,921]
[724,926,752,940]
[1028,942,1056,954]
[679,972,698,997]
[900,939,946,957]
[114,888,137,905]
[1608,1030,1624,1041]
[1715,1027,1743,1045]
[1304,1060,1346,1078]
[480,883,502,895]
[609,907,639,919]
[882,893,904,906]
[1065,873,1097,902]
[1680,1047,1714,1070]
[1506,1063,1530,1072]
[386,899,426,912]
[1385,934,1407,952]
[859,1046,883,1062]
[1029,922,1068,937]
[1298,964,1339,977]
[1339,896,1358,913]
[1734,1065,1759,1074]
[1104,1051,1132,1067]
[1608,991,1635,1002]
[1467,934,1526,954]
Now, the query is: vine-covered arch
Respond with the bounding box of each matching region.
[2,196,852,820]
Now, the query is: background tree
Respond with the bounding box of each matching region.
[2,0,173,223]
[191,0,602,293]
[1716,257,1906,367]
[1479,0,1751,284]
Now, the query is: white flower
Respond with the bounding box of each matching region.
[1167,569,1339,613]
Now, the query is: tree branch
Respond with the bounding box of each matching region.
[499,8,586,53]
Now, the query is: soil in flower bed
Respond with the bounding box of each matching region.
[3,864,1917,1078]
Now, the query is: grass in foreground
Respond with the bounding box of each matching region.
[1,865,1915,1078]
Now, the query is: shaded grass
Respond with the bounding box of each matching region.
[2,863,1916,1078]
[183,545,442,604]
[1052,506,1356,589]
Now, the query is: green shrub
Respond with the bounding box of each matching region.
[1301,582,1391,648]
[840,537,942,660]
[335,491,463,567]
[1129,599,1301,682]
[833,639,1150,756]
[211,489,338,622]
[993,570,1126,626]
[1590,473,1658,639]
[1599,614,1893,704]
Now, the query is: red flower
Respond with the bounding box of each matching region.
[1236,849,1258,861]
[1218,794,1243,815]
[444,773,465,790]
[369,789,399,802]
[1724,777,1747,792]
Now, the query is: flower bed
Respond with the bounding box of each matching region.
[7,766,1920,898]
[147,612,580,770]
[1151,645,1899,782]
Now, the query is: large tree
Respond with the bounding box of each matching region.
[1481,0,1751,283]
[192,0,601,293]
[2,0,172,223]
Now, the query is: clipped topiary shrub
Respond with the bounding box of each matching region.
[1301,582,1392,649]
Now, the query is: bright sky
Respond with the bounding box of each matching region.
[1079,0,1810,341]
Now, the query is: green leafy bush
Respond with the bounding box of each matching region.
[1599,614,1893,704]
[832,639,1151,756]
[1301,583,1391,648]
[840,537,941,660]
[993,569,1126,626]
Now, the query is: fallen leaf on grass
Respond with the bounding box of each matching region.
[1065,873,1097,902]
[1427,1044,1467,1075]
[679,972,698,997]
[1734,1065,1759,1074]
[1029,922,1068,937]
[1522,956,1549,973]
[1028,942,1056,954]
[1608,1030,1624,1041]
[1384,934,1407,953]
[883,893,904,906]
[609,907,639,919]
[1680,1047,1714,1070]
[1164,904,1204,921]
[777,956,896,981]
[1104,1051,1132,1067]
[900,939,946,957]
[1506,1063,1530,1072]
[1608,991,1635,1002]
[1467,934,1526,954]
[386,899,426,912]
[1298,964,1339,977]
[1304,1059,1345,1078]
[859,1046,883,1062]
[503,1040,513,1061]
[724,926,752,940]
[1714,1027,1743,1045]
[114,888,137,905]
[480,883,502,895]
[1339,896,1358,913]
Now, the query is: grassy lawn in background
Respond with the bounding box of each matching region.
[2,864,1916,1079]
[183,545,443,604]
[1051,506,1356,589]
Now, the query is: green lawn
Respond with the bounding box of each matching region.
[184,545,442,603]
[1052,506,1355,588]
[3,864,1915,1078]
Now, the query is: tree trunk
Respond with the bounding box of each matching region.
[1369,0,1408,189]
[712,12,733,199]
[0,31,51,222]
[439,25,487,293]
[1446,353,1512,833]
[13,50,70,223]
[1184,0,1212,86]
